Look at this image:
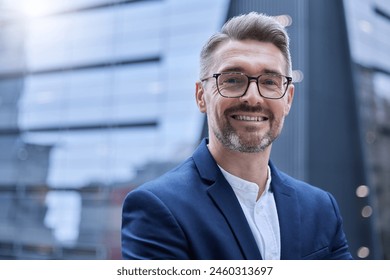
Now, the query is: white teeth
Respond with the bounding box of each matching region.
[234,115,266,122]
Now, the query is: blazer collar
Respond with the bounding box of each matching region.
[269,162,301,259]
[192,139,262,260]
[192,139,218,182]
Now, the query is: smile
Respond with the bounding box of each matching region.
[232,115,268,122]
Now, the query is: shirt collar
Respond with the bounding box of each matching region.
[218,165,272,197]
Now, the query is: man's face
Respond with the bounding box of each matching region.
[196,39,294,153]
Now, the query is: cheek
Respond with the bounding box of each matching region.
[207,101,230,126]
[269,103,288,120]
[274,98,291,115]
[206,93,225,113]
[208,104,222,120]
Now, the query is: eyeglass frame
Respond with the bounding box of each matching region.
[201,72,293,100]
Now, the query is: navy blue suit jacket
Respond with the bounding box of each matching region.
[122,139,352,259]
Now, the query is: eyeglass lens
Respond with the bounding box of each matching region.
[217,73,288,98]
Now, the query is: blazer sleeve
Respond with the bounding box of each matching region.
[327,192,353,260]
[121,188,189,259]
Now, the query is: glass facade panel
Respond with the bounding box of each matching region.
[19,64,162,129]
[25,3,163,70]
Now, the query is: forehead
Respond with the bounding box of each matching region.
[212,39,286,74]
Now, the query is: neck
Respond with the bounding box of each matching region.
[208,138,271,197]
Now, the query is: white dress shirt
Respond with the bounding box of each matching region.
[219,165,281,260]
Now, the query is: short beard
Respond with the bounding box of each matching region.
[212,103,281,153]
[213,124,274,153]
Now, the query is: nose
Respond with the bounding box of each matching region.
[240,80,264,105]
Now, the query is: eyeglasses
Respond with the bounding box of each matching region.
[201,72,292,99]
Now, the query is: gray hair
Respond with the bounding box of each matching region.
[200,12,292,79]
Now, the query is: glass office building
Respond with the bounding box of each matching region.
[344,0,390,259]
[0,0,389,259]
[0,0,229,259]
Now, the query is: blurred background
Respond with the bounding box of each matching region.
[0,0,389,260]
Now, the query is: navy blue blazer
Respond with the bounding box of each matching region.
[122,139,352,259]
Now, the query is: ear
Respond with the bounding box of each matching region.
[284,83,295,116]
[195,81,207,113]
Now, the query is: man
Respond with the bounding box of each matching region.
[121,12,352,260]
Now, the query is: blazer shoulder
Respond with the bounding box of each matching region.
[273,167,336,207]
[130,156,204,197]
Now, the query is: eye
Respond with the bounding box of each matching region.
[219,74,246,86]
[260,75,282,88]
[263,79,277,85]
[224,77,241,84]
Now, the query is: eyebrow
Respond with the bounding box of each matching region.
[220,66,245,73]
[220,67,282,75]
[262,69,282,75]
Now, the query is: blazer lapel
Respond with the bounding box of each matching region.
[270,162,301,259]
[207,175,262,260]
[192,139,261,260]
